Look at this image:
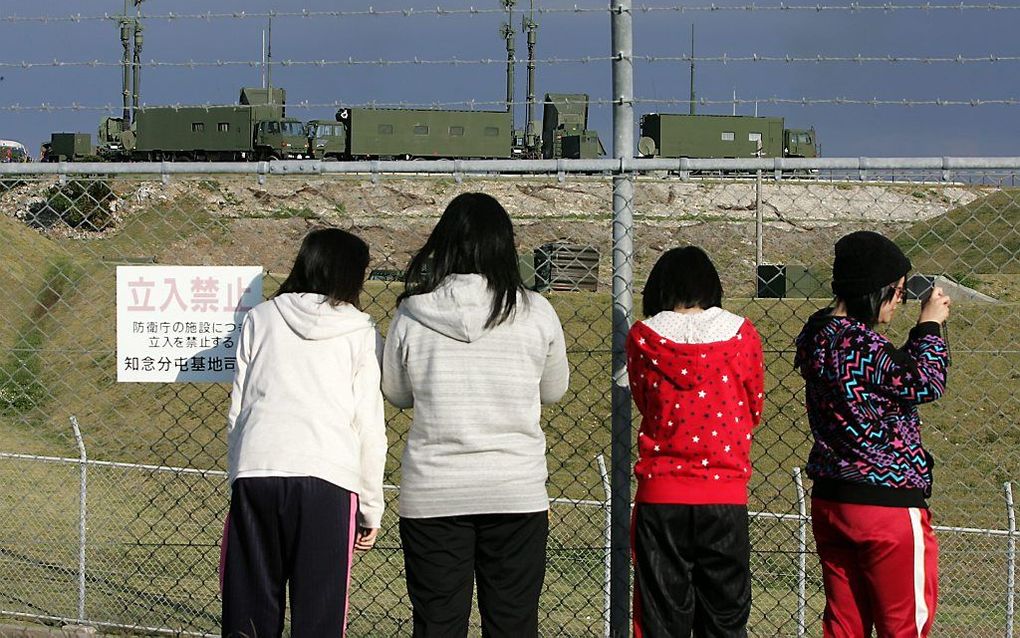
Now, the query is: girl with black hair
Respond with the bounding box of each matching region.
[626,246,765,638]
[221,227,387,638]
[795,230,951,637]
[382,192,569,637]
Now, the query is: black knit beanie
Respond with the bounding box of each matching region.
[831,231,911,298]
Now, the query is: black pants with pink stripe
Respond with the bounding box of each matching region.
[812,498,939,638]
[221,477,358,638]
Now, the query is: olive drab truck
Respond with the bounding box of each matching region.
[306,120,347,160]
[638,114,819,159]
[128,88,307,161]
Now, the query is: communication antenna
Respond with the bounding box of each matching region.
[689,24,696,116]
[132,1,143,122]
[523,0,538,152]
[261,29,267,88]
[120,0,132,122]
[119,0,143,124]
[501,1,516,121]
[267,17,273,104]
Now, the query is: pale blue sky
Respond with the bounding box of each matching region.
[2,1,1018,158]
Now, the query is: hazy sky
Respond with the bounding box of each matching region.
[2,1,1019,158]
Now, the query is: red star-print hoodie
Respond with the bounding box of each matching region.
[626,309,765,505]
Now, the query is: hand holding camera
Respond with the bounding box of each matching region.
[919,286,952,325]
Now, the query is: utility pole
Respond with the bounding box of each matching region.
[501,1,516,121]
[523,0,538,153]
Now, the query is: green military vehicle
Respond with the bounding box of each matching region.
[638,114,818,159]
[541,93,605,160]
[306,120,347,160]
[334,107,513,160]
[130,104,307,161]
[43,133,95,162]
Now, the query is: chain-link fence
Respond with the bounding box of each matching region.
[0,159,1017,636]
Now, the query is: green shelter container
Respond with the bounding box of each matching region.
[336,108,512,159]
[639,114,785,159]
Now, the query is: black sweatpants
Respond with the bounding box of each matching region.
[221,476,358,638]
[632,503,751,638]
[399,511,548,638]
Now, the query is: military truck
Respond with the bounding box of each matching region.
[45,87,307,162]
[334,107,513,160]
[541,93,605,160]
[130,105,307,161]
[638,114,818,159]
[42,133,95,162]
[306,120,347,160]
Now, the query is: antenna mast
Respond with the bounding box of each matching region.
[689,24,696,116]
[523,0,538,152]
[267,18,273,104]
[502,1,516,121]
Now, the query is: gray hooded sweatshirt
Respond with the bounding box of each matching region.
[382,273,569,518]
[227,292,387,528]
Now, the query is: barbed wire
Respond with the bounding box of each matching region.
[0,56,610,69]
[4,96,1019,113]
[4,53,1020,70]
[3,3,1020,24]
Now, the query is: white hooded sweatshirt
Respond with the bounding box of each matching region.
[227,292,387,528]
[382,273,569,518]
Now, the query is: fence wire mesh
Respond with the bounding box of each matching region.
[0,164,1017,636]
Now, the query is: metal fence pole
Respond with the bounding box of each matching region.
[69,416,87,624]
[610,1,634,636]
[755,168,764,271]
[598,454,612,638]
[1006,481,1016,638]
[794,467,807,636]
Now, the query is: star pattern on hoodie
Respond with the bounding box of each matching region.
[624,316,766,505]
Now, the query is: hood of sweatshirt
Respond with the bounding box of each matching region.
[794,307,847,380]
[272,292,374,340]
[630,312,745,391]
[401,273,506,343]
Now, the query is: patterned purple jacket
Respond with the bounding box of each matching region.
[795,309,948,507]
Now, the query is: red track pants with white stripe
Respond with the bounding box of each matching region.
[812,498,939,638]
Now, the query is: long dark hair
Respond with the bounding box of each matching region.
[839,281,902,328]
[641,246,724,317]
[275,227,370,307]
[398,192,525,328]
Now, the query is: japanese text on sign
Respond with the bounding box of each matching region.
[116,266,263,383]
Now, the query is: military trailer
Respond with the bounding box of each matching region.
[44,133,95,162]
[335,108,513,160]
[638,114,819,159]
[541,94,605,160]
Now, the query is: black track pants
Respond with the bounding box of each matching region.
[399,511,548,638]
[632,503,751,638]
[221,476,358,638]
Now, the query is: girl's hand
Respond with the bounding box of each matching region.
[354,527,379,552]
[919,287,951,325]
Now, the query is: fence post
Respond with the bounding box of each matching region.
[70,416,87,624]
[1006,481,1016,638]
[755,143,764,272]
[794,467,807,636]
[610,1,634,636]
[598,455,611,638]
